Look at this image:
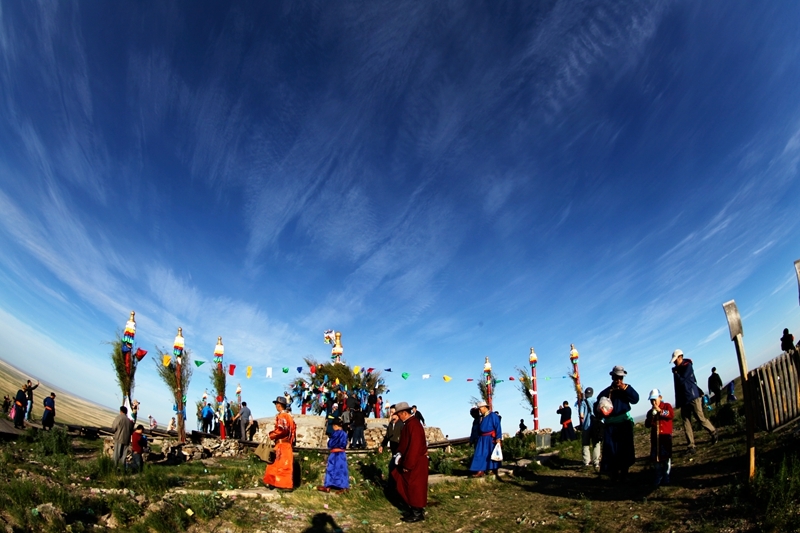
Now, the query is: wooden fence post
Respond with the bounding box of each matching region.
[722,300,756,481]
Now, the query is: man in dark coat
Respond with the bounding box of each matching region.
[671,349,717,453]
[707,367,724,407]
[391,402,429,523]
[366,389,378,418]
[557,401,576,442]
[41,393,56,430]
[13,385,27,429]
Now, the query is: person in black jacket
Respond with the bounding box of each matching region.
[707,368,724,407]
[781,328,795,354]
[379,406,404,455]
[25,379,39,421]
[557,401,576,442]
[411,405,425,426]
[13,385,27,429]
[350,407,366,449]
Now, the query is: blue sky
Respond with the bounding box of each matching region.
[1,1,799,437]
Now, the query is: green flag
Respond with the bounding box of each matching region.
[195,360,205,367]
[401,372,409,380]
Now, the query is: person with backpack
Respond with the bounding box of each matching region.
[670,349,718,453]
[578,387,601,470]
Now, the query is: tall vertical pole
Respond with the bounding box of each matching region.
[174,327,186,444]
[723,300,755,481]
[529,348,539,431]
[570,344,584,404]
[794,260,800,306]
[484,357,493,411]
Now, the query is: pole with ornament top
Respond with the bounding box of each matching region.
[173,328,186,443]
[569,343,584,405]
[484,357,493,411]
[529,347,539,431]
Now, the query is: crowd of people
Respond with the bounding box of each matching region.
[5,326,799,524]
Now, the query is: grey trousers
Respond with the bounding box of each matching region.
[113,442,129,469]
[681,396,716,447]
[581,429,601,467]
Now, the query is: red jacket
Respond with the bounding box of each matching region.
[131,431,145,454]
[645,402,674,436]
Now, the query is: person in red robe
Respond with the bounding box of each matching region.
[263,396,296,490]
[390,401,429,523]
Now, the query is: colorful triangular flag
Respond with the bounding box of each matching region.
[401,372,409,380]
[367,367,375,373]
[296,366,302,374]
[353,366,361,374]
[266,367,272,378]
[384,368,392,372]
[162,355,171,367]
[282,367,289,373]
[229,364,236,376]
[422,374,430,379]
[246,366,252,378]
[194,360,205,367]
[443,375,452,382]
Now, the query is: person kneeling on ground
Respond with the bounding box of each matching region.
[317,417,349,494]
[645,389,673,486]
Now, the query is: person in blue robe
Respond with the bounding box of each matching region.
[318,418,349,493]
[469,401,502,476]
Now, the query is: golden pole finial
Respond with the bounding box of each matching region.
[129,310,136,321]
[217,336,222,344]
[177,327,183,337]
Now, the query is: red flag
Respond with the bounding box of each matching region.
[229,364,236,376]
[310,365,316,374]
[509,376,515,381]
[135,348,148,361]
[466,378,474,382]
[367,367,375,373]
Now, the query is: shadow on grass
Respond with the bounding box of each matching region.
[302,512,343,533]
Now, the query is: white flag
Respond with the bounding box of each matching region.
[422,374,430,379]
[266,367,273,378]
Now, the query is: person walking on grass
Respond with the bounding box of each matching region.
[579,387,601,470]
[469,400,502,477]
[317,417,349,494]
[263,396,296,491]
[111,406,133,470]
[391,402,429,523]
[671,349,718,454]
[645,389,674,487]
[707,367,724,408]
[597,366,639,482]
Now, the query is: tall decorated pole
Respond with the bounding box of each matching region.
[569,343,584,405]
[122,311,136,385]
[174,327,186,443]
[212,336,226,440]
[529,347,539,431]
[113,311,147,411]
[236,383,242,410]
[484,356,494,411]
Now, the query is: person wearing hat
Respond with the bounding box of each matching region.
[596,366,639,481]
[390,402,429,523]
[263,395,297,490]
[469,400,503,478]
[707,367,724,408]
[578,387,601,470]
[645,389,674,486]
[317,417,349,494]
[670,349,717,453]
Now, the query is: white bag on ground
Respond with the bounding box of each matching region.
[491,442,503,462]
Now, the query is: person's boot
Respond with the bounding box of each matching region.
[402,508,425,523]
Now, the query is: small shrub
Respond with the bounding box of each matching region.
[429,451,455,475]
[751,453,800,532]
[501,433,537,460]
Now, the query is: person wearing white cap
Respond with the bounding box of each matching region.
[645,389,674,486]
[670,349,717,453]
[469,400,503,478]
[596,365,639,481]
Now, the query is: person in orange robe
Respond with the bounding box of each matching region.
[390,401,429,523]
[263,396,296,490]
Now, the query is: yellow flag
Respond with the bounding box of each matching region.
[443,375,452,382]
[246,366,252,378]
[162,355,171,367]
[353,366,361,374]
[335,378,340,385]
